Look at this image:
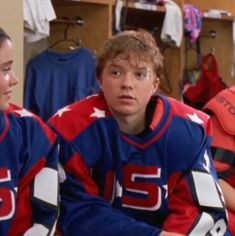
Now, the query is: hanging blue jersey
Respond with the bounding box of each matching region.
[49,94,230,236]
[24,48,99,121]
[0,103,58,235]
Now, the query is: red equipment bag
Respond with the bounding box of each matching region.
[183,53,227,109]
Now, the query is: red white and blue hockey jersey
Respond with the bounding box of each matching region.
[0,103,59,235]
[49,94,230,236]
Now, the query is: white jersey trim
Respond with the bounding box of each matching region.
[192,171,223,208]
[33,167,58,206]
[23,223,49,236]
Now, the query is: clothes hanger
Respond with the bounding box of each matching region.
[49,17,83,51]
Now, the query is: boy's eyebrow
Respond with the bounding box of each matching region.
[136,66,149,70]
[108,61,149,70]
[107,62,121,68]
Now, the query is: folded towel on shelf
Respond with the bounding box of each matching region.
[160,0,183,47]
[114,0,123,33]
[203,9,231,19]
[24,0,56,43]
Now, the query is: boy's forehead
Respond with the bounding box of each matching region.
[109,54,151,68]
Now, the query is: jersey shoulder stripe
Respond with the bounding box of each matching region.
[167,97,212,136]
[49,95,111,142]
[7,103,56,144]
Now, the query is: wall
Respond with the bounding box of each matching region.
[0,0,24,105]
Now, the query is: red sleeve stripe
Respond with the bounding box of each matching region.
[65,153,99,196]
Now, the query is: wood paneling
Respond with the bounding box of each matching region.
[50,0,235,99]
[186,0,235,15]
[51,0,113,51]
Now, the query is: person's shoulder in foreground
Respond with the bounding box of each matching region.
[0,26,59,235]
[203,86,235,235]
[49,29,231,236]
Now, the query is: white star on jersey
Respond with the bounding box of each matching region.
[90,107,106,118]
[162,185,168,199]
[203,150,211,173]
[55,106,70,117]
[14,108,34,117]
[86,93,98,99]
[187,112,203,124]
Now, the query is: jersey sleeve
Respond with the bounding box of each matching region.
[9,112,59,236]
[163,121,230,235]
[56,136,160,236]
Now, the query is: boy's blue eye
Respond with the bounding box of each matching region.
[111,70,121,77]
[137,72,146,77]
[135,71,149,80]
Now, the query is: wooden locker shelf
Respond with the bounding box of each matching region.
[51,0,234,99]
[203,15,234,22]
[70,0,114,5]
[123,1,166,13]
[50,0,113,51]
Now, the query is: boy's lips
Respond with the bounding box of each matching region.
[118,95,134,99]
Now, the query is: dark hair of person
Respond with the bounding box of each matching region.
[0,27,11,48]
[96,29,163,80]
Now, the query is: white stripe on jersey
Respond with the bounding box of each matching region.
[189,212,214,235]
[23,223,49,236]
[192,171,223,208]
[189,212,227,236]
[33,167,58,206]
[58,162,66,183]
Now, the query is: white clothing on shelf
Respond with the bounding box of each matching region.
[160,0,183,47]
[24,0,56,43]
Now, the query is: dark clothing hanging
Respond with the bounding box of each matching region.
[24,48,99,121]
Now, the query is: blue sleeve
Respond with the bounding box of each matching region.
[74,49,99,100]
[85,52,99,96]
[24,62,39,115]
[17,116,59,234]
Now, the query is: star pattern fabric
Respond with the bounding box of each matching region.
[54,106,71,117]
[187,112,203,124]
[90,107,106,118]
[14,108,34,117]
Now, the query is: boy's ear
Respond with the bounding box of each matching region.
[98,77,103,91]
[152,78,160,94]
[97,77,102,86]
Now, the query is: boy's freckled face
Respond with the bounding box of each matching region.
[99,54,159,118]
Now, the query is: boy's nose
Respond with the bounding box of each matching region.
[121,73,134,88]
